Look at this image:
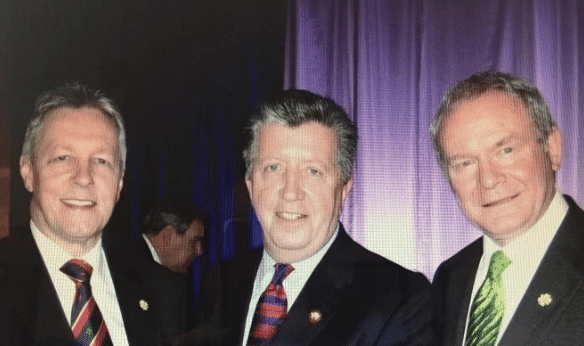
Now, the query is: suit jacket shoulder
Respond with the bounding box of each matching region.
[273,224,433,346]
[0,227,74,345]
[0,226,186,346]
[432,195,584,346]
[498,195,584,345]
[431,237,482,346]
[180,224,434,346]
[103,228,187,345]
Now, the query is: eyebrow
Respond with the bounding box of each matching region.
[445,134,519,162]
[494,134,517,147]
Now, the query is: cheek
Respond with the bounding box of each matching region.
[100,177,123,198]
[252,185,277,209]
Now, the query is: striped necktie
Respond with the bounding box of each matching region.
[60,259,113,346]
[465,250,511,346]
[247,263,294,346]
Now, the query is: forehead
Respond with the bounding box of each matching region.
[39,106,119,147]
[257,122,338,161]
[440,92,532,149]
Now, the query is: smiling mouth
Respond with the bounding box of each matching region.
[483,194,518,208]
[61,199,96,207]
[277,212,306,220]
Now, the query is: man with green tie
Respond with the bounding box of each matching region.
[431,71,584,346]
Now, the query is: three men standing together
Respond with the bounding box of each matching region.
[2,70,583,346]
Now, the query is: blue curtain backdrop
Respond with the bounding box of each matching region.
[284,0,584,278]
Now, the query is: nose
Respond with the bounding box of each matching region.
[478,159,503,190]
[72,161,94,186]
[281,169,303,201]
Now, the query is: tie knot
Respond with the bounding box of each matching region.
[487,250,511,279]
[60,259,93,283]
[272,263,294,285]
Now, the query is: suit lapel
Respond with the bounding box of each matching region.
[441,240,482,346]
[271,227,356,346]
[499,252,583,345]
[104,233,161,345]
[8,227,73,344]
[499,198,584,346]
[233,250,263,345]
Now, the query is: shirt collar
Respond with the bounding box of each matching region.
[259,223,340,277]
[31,220,104,273]
[142,234,163,264]
[483,191,568,264]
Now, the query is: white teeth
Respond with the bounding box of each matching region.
[279,212,303,220]
[62,199,94,207]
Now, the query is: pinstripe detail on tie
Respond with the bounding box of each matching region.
[247,263,294,346]
[465,250,511,346]
[60,259,113,346]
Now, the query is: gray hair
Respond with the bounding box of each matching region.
[21,81,127,171]
[243,90,357,185]
[431,71,556,167]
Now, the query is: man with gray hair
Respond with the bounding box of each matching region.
[193,90,433,345]
[431,71,584,345]
[0,82,185,345]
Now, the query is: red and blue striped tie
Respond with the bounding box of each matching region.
[60,259,113,346]
[247,263,294,346]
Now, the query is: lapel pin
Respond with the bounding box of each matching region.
[139,299,149,311]
[309,310,322,325]
[537,293,552,307]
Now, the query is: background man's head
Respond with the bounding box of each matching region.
[20,82,126,256]
[243,90,356,263]
[431,72,563,245]
[142,201,205,273]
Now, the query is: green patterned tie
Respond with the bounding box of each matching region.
[465,250,511,346]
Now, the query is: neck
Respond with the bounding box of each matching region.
[46,231,100,258]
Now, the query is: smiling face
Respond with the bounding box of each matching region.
[20,107,124,256]
[246,122,353,263]
[439,91,562,246]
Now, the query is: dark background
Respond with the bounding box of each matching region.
[2,0,288,244]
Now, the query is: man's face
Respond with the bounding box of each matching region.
[439,91,562,245]
[20,107,124,253]
[159,219,204,273]
[246,122,353,263]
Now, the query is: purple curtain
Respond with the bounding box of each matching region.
[284,0,584,278]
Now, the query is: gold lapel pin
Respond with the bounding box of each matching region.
[139,299,149,311]
[537,293,552,307]
[309,310,322,325]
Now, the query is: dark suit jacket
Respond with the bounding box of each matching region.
[433,195,584,346]
[133,233,199,330]
[185,223,434,345]
[0,225,186,346]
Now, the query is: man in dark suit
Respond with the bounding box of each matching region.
[139,201,205,274]
[431,71,584,345]
[186,90,433,345]
[0,82,185,345]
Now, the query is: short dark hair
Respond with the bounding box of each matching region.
[431,71,556,167]
[242,89,357,185]
[21,81,127,171]
[142,200,205,236]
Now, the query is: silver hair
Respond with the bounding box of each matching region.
[431,71,556,168]
[243,90,357,185]
[21,81,127,171]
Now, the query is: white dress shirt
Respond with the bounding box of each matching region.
[242,225,340,344]
[462,191,568,345]
[142,234,163,265]
[31,221,130,346]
